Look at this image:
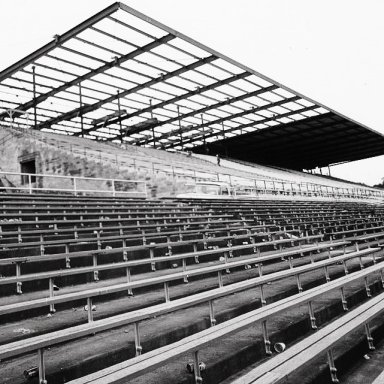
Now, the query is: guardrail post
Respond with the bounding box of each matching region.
[172,166,176,193]
[112,179,116,197]
[73,177,77,196]
[28,174,32,194]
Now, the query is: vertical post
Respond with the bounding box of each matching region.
[79,82,84,137]
[327,348,339,383]
[201,114,206,147]
[164,281,170,302]
[117,90,123,143]
[28,174,33,194]
[16,262,22,294]
[126,267,133,296]
[49,278,56,313]
[209,300,216,326]
[150,99,156,148]
[112,179,116,197]
[177,105,184,150]
[73,177,77,196]
[32,65,37,129]
[365,322,375,350]
[134,322,143,356]
[260,284,266,306]
[193,350,203,384]
[261,320,272,355]
[340,287,348,311]
[38,348,47,384]
[93,253,99,281]
[218,270,223,287]
[221,121,225,140]
[308,301,317,329]
[87,297,93,322]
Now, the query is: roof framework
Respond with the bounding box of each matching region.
[1,1,383,168]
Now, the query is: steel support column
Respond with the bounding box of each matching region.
[177,106,183,150]
[32,66,37,129]
[79,83,84,137]
[117,90,123,143]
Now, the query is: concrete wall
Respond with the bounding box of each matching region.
[0,130,188,197]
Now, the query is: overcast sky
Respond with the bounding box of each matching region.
[1,0,383,186]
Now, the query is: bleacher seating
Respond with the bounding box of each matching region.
[1,192,384,384]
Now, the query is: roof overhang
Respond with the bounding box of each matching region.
[192,112,384,170]
[0,1,383,168]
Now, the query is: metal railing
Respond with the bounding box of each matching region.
[0,171,147,198]
[2,125,384,202]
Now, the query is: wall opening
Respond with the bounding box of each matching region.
[19,155,37,184]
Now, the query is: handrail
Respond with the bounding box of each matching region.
[0,170,147,198]
[2,125,384,202]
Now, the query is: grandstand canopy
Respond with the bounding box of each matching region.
[1,1,384,169]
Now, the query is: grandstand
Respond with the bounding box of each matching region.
[1,2,384,384]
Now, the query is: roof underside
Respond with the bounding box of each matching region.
[193,112,384,170]
[0,1,383,168]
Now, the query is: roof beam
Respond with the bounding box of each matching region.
[134,92,296,146]
[165,97,306,148]
[0,2,120,83]
[0,34,175,121]
[69,54,217,136]
[94,71,252,131]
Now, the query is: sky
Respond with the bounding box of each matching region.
[0,0,383,186]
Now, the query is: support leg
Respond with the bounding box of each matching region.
[365,322,375,350]
[262,320,272,355]
[38,348,47,384]
[327,348,339,383]
[193,350,203,384]
[308,301,317,329]
[49,278,56,313]
[134,322,143,356]
[209,300,216,326]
